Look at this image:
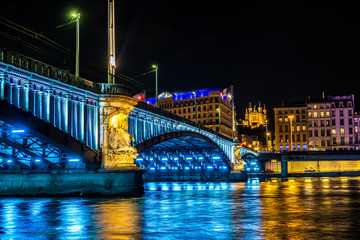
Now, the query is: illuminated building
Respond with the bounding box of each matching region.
[354,112,360,150]
[273,103,308,151]
[145,88,236,139]
[329,94,355,150]
[307,96,332,151]
[241,102,267,129]
[274,93,357,151]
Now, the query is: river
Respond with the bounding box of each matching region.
[1,177,360,239]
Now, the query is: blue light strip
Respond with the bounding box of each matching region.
[145,88,219,103]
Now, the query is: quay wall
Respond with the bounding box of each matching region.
[0,170,145,196]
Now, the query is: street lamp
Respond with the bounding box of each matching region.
[193,91,197,124]
[289,115,294,151]
[152,65,158,107]
[265,120,269,150]
[71,13,80,77]
[216,107,221,134]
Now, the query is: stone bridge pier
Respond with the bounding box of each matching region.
[99,95,140,170]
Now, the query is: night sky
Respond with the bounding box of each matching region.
[1,0,360,118]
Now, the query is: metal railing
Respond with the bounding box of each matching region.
[0,48,132,96]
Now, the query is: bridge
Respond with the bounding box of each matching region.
[0,49,237,178]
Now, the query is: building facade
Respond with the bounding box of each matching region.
[145,88,236,139]
[274,103,308,151]
[274,94,357,151]
[329,95,355,150]
[307,98,331,151]
[354,112,360,150]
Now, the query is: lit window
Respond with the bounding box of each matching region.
[326,111,330,117]
[285,145,289,151]
[340,128,345,135]
[303,144,307,151]
[297,144,301,151]
[280,145,284,151]
[308,112,312,118]
[332,129,336,135]
[320,112,324,117]
[313,112,318,118]
[314,105,317,109]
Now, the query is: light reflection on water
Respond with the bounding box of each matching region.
[1,177,360,239]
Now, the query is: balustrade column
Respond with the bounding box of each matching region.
[79,99,85,142]
[87,104,93,147]
[61,94,70,133]
[93,104,99,151]
[22,82,30,112]
[56,96,62,129]
[37,91,43,119]
[9,83,13,105]
[134,115,138,143]
[31,89,37,114]
[142,116,147,141]
[73,100,78,139]
[0,73,6,100]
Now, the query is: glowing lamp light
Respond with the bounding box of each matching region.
[186,157,192,160]
[69,159,79,162]
[7,160,12,163]
[212,156,221,160]
[12,130,25,133]
[35,159,41,162]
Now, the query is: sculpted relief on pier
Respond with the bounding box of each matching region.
[100,96,139,170]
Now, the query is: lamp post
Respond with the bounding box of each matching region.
[289,115,293,151]
[108,0,116,84]
[193,91,197,124]
[216,108,221,134]
[152,65,158,107]
[71,13,80,77]
[265,120,269,150]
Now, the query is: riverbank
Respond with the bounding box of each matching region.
[0,169,145,196]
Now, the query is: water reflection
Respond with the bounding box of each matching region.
[0,178,360,239]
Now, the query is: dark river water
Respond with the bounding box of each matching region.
[1,177,360,239]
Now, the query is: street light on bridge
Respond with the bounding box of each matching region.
[216,107,221,134]
[152,64,158,107]
[71,12,80,77]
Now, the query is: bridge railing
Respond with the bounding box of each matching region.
[136,101,234,142]
[0,48,132,96]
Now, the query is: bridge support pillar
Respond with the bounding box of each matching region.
[281,160,288,177]
[100,96,140,170]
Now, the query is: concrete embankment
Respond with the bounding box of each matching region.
[143,172,248,182]
[0,169,145,196]
[247,171,360,178]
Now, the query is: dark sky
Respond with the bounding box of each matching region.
[1,0,360,118]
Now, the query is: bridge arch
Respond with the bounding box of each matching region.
[135,131,230,165]
[134,131,232,175]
